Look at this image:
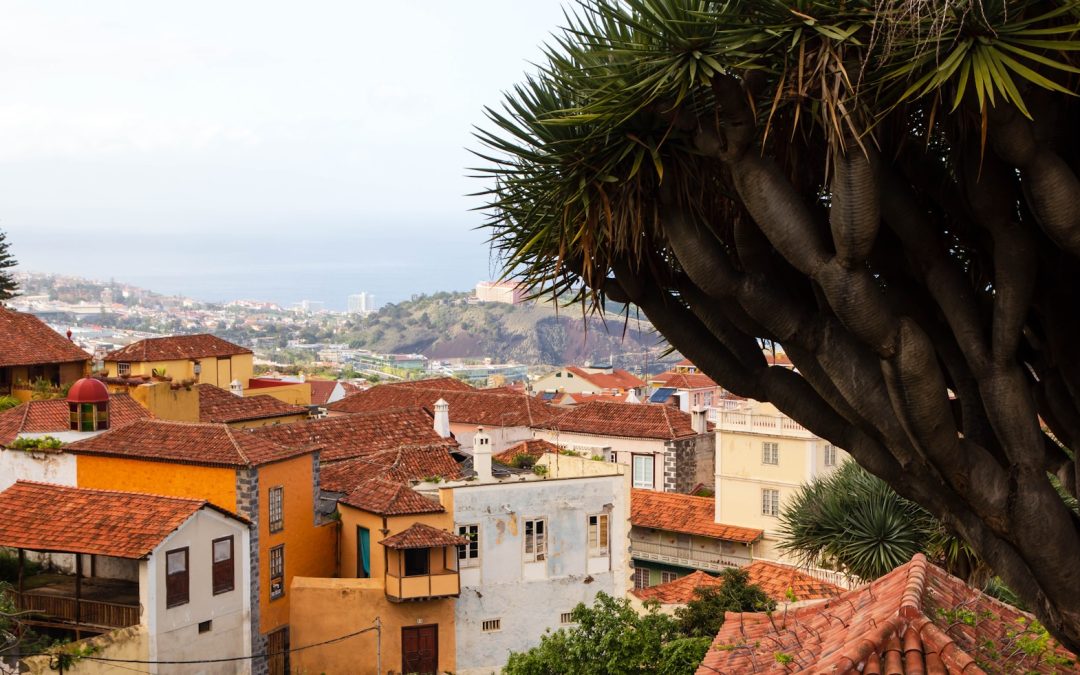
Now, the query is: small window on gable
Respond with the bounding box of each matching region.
[165,547,189,608]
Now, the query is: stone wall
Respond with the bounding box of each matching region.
[235,468,264,675]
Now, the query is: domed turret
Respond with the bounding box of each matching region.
[67,378,110,432]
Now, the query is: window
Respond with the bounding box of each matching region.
[457,524,479,567]
[482,619,501,632]
[198,620,213,634]
[632,567,650,590]
[117,362,131,377]
[632,455,653,489]
[357,526,371,578]
[661,571,679,584]
[762,442,779,465]
[165,548,189,608]
[560,612,575,624]
[269,545,285,599]
[824,444,837,467]
[212,536,234,595]
[268,486,284,532]
[587,514,609,557]
[524,518,546,562]
[404,548,430,577]
[762,488,780,517]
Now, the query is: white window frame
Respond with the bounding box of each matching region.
[632,454,654,489]
[587,514,609,557]
[268,486,284,532]
[824,444,837,467]
[762,441,779,465]
[761,488,780,517]
[117,362,131,377]
[660,570,678,584]
[632,567,650,590]
[457,523,480,568]
[524,518,547,563]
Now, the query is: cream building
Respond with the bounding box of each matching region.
[714,400,849,561]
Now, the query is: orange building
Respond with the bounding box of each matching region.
[66,419,337,673]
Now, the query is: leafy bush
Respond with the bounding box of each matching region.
[0,396,20,412]
[9,436,63,451]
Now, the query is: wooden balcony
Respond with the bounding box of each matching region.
[385,571,461,602]
[7,577,140,632]
[629,537,750,573]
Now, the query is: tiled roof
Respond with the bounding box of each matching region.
[103,334,251,362]
[564,367,645,391]
[634,565,842,605]
[492,438,563,465]
[198,384,308,423]
[697,554,1079,674]
[320,445,463,494]
[652,372,719,390]
[0,307,91,367]
[631,489,763,543]
[0,481,243,559]
[340,477,445,516]
[386,377,475,391]
[66,419,311,468]
[0,394,151,445]
[537,400,706,440]
[254,407,459,464]
[327,385,555,428]
[306,380,339,405]
[379,522,469,549]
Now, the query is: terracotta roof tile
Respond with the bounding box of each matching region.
[634,564,841,605]
[385,377,475,391]
[696,554,1079,674]
[320,445,462,494]
[104,334,251,362]
[652,372,719,390]
[379,522,469,549]
[254,407,459,464]
[66,419,311,468]
[492,438,563,465]
[631,489,763,543]
[537,401,707,440]
[306,380,339,405]
[563,367,645,391]
[634,570,725,604]
[340,477,445,516]
[0,394,151,445]
[0,307,91,367]
[0,480,242,559]
[198,384,308,423]
[327,385,555,428]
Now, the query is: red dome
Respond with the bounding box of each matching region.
[67,378,110,404]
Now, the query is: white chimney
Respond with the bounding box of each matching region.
[473,427,492,482]
[434,399,451,438]
[691,406,708,434]
[230,379,244,397]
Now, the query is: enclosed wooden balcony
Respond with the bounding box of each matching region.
[380,523,468,602]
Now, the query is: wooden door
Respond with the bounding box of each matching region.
[401,625,438,675]
[267,626,288,675]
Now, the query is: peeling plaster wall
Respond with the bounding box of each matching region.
[449,474,631,674]
[0,448,76,491]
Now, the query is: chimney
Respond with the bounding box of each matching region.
[433,399,451,438]
[473,427,492,482]
[230,379,244,397]
[691,406,708,434]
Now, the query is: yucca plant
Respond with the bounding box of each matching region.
[475,0,1080,650]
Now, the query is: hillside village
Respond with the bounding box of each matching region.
[1,304,1072,675]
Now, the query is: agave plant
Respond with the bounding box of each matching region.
[475,0,1080,650]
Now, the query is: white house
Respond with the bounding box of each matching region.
[415,430,631,675]
[0,481,253,674]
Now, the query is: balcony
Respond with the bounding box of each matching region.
[7,576,140,633]
[630,537,750,573]
[379,523,468,603]
[710,410,816,439]
[385,571,461,602]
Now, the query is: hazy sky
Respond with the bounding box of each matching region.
[0,1,569,304]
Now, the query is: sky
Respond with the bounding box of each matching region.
[0,1,570,307]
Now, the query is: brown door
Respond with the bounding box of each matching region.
[401,625,438,674]
[267,626,289,675]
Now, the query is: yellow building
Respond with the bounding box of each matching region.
[291,478,464,675]
[0,306,91,401]
[103,334,253,388]
[714,400,849,561]
[66,419,337,673]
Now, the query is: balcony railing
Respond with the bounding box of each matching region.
[710,411,817,439]
[629,538,750,573]
[10,590,140,629]
[385,571,460,602]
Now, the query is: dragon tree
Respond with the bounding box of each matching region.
[475,0,1080,650]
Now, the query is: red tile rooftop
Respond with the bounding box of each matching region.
[0,394,151,445]
[563,366,645,391]
[631,489,763,544]
[320,445,463,494]
[537,400,708,440]
[696,553,1079,674]
[379,522,469,549]
[0,306,91,367]
[254,407,458,464]
[634,564,842,606]
[198,383,308,424]
[0,481,243,559]
[65,418,312,468]
[327,384,555,428]
[103,333,251,362]
[652,372,719,390]
[492,438,563,465]
[340,477,445,516]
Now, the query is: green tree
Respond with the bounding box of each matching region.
[477,0,1080,649]
[674,568,775,638]
[0,230,17,302]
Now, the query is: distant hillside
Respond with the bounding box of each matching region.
[342,292,671,368]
